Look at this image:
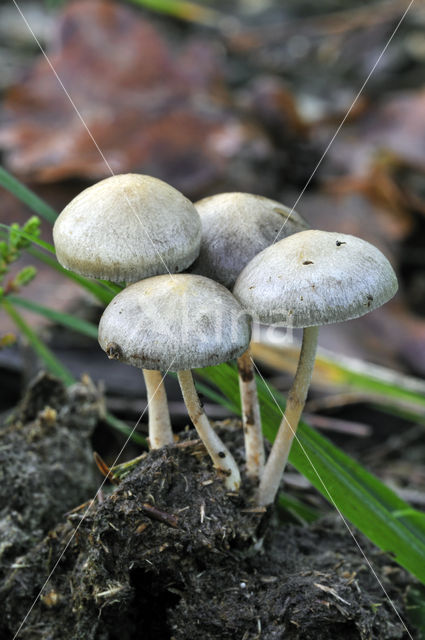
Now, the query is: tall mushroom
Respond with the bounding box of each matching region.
[53,173,202,449]
[98,273,252,490]
[233,230,398,505]
[190,192,309,480]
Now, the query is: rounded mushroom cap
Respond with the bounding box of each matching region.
[233,230,398,328]
[189,192,309,289]
[98,274,251,371]
[53,174,201,283]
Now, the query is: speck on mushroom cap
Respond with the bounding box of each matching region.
[190,192,309,289]
[53,174,201,283]
[98,274,251,371]
[233,230,398,328]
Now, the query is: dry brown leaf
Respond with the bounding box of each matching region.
[358,90,425,171]
[0,0,249,195]
[321,89,425,194]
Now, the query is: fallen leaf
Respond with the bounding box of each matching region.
[359,90,425,171]
[0,0,252,196]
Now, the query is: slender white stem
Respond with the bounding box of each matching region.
[177,369,241,491]
[257,326,319,506]
[143,369,173,449]
[237,348,265,479]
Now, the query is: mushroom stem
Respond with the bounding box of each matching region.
[257,325,319,506]
[177,369,241,491]
[143,369,173,449]
[237,348,265,479]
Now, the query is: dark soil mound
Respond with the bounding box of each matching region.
[0,373,99,584]
[0,376,415,639]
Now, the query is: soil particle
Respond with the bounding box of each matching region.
[0,378,416,640]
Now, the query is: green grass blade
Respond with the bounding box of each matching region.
[254,343,425,415]
[0,166,57,223]
[2,298,74,386]
[392,510,425,537]
[27,247,114,305]
[291,425,425,572]
[278,494,319,524]
[104,412,147,447]
[7,295,98,339]
[128,0,220,24]
[0,223,55,254]
[327,354,425,410]
[196,363,425,585]
[98,280,124,295]
[407,586,425,639]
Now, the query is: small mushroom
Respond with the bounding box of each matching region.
[98,274,252,490]
[53,173,202,450]
[234,230,398,505]
[191,192,308,289]
[53,173,201,282]
[190,192,309,481]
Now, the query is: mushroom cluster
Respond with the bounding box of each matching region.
[54,174,202,451]
[54,175,398,506]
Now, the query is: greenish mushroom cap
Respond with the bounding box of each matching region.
[53,174,201,283]
[98,274,251,371]
[233,230,398,327]
[190,192,309,289]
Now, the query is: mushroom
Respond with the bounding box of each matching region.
[53,173,201,282]
[53,173,202,449]
[190,192,309,289]
[98,273,252,490]
[190,192,309,480]
[233,229,398,505]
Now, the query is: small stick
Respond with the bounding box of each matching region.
[141,503,179,528]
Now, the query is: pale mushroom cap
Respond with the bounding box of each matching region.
[233,230,398,327]
[53,174,201,283]
[190,192,309,289]
[98,274,251,370]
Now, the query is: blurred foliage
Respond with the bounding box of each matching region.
[0,216,40,298]
[44,0,218,24]
[128,0,221,24]
[407,585,425,639]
